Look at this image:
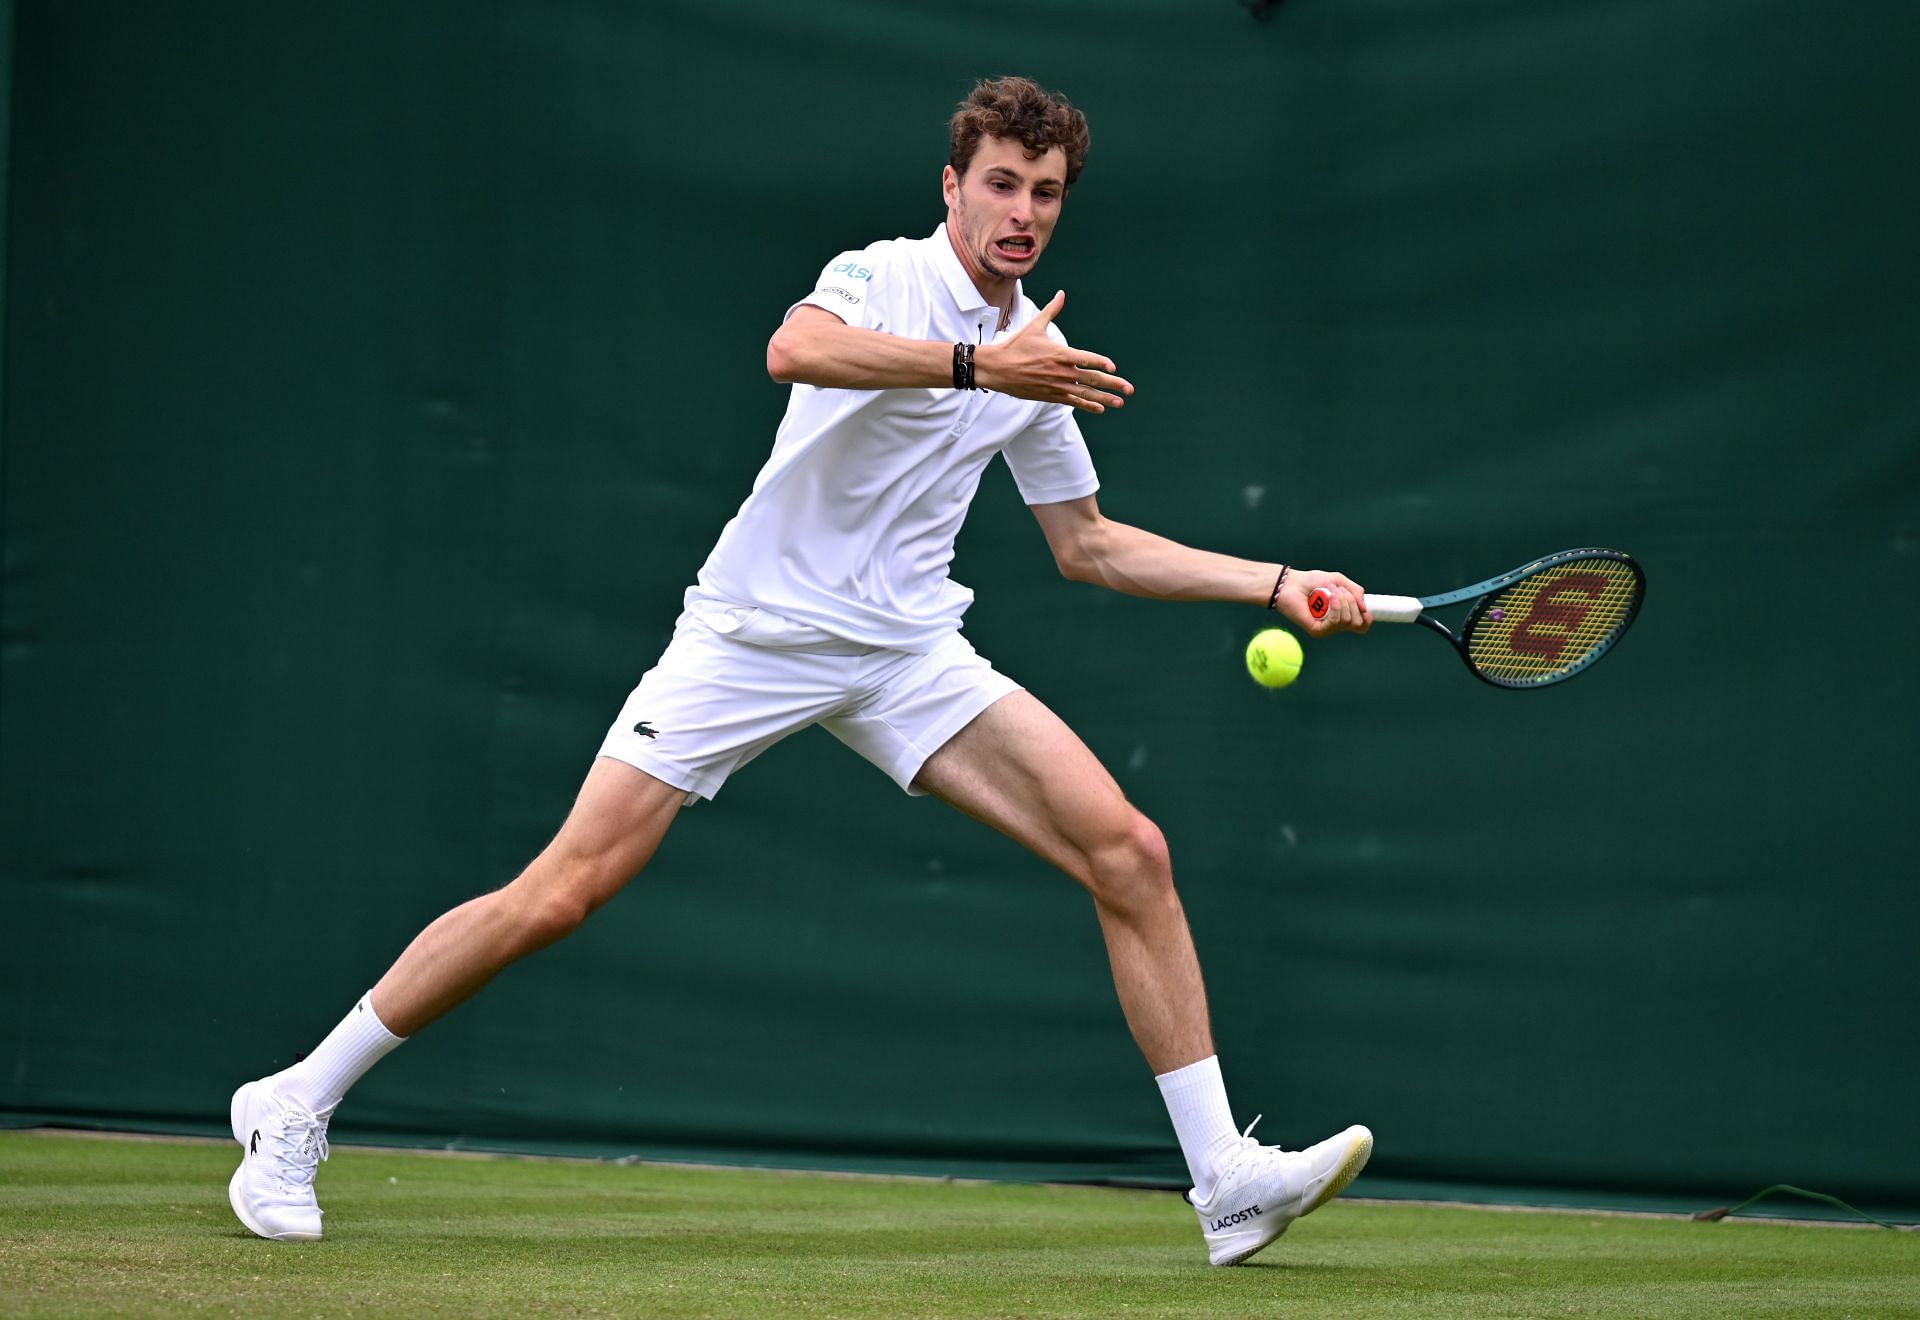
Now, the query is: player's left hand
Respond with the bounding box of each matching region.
[1277,570,1371,636]
[974,291,1133,413]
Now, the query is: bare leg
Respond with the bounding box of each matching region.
[370,757,685,1036]
[228,757,686,1243]
[912,691,1212,1074]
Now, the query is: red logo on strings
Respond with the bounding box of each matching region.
[1506,573,1611,659]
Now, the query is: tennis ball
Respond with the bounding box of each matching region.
[1245,628,1303,688]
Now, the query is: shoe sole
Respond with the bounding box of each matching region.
[228,1080,322,1243]
[1210,1127,1374,1267]
[1300,1126,1374,1218]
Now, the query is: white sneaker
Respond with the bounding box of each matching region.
[228,1077,329,1242]
[1188,1119,1373,1266]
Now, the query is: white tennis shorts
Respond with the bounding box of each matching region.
[597,605,1020,802]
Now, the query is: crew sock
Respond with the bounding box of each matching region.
[275,993,406,1116]
[1155,1054,1243,1202]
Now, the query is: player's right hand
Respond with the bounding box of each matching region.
[974,291,1134,414]
[1278,571,1372,636]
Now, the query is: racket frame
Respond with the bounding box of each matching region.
[1322,548,1645,689]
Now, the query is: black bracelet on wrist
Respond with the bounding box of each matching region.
[1266,565,1289,610]
[952,342,976,391]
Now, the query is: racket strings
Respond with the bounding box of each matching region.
[1464,557,1642,686]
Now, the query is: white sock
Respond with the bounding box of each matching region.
[1156,1055,1244,1201]
[276,993,406,1116]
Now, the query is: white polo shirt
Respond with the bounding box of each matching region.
[689,224,1100,653]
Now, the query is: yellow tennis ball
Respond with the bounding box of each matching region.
[1245,628,1303,688]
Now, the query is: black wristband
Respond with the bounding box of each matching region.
[1266,565,1289,610]
[952,342,976,391]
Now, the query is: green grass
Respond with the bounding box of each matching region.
[2,1132,1915,1317]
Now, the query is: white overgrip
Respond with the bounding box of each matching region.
[1366,594,1424,624]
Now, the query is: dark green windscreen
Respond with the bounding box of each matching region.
[4,1,1916,1217]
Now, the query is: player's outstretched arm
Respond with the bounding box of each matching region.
[766,294,1132,414]
[768,306,954,391]
[1030,495,1370,635]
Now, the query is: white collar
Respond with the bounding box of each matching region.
[930,223,1020,325]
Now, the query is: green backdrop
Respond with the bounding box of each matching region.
[5,1,1917,1217]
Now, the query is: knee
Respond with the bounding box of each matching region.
[1083,811,1176,912]
[501,852,622,951]
[517,885,594,948]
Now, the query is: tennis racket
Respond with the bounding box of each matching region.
[1308,548,1645,689]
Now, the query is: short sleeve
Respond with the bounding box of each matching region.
[788,247,887,331]
[1003,403,1100,506]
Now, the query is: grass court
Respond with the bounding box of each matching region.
[3,1130,1915,1317]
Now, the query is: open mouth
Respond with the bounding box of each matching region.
[992,235,1036,262]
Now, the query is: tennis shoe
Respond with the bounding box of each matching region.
[228,1077,329,1242]
[1188,1118,1373,1266]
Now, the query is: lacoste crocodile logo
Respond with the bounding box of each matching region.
[633,721,659,739]
[250,1130,261,1155]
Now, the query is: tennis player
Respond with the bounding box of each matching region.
[228,76,1374,1267]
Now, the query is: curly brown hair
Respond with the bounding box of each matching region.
[948,76,1090,189]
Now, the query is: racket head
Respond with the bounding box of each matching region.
[1454,551,1645,688]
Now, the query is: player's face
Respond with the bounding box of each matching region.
[942,136,1067,294]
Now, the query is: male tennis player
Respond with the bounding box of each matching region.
[228,76,1374,1267]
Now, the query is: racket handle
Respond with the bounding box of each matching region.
[1308,589,1423,624]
